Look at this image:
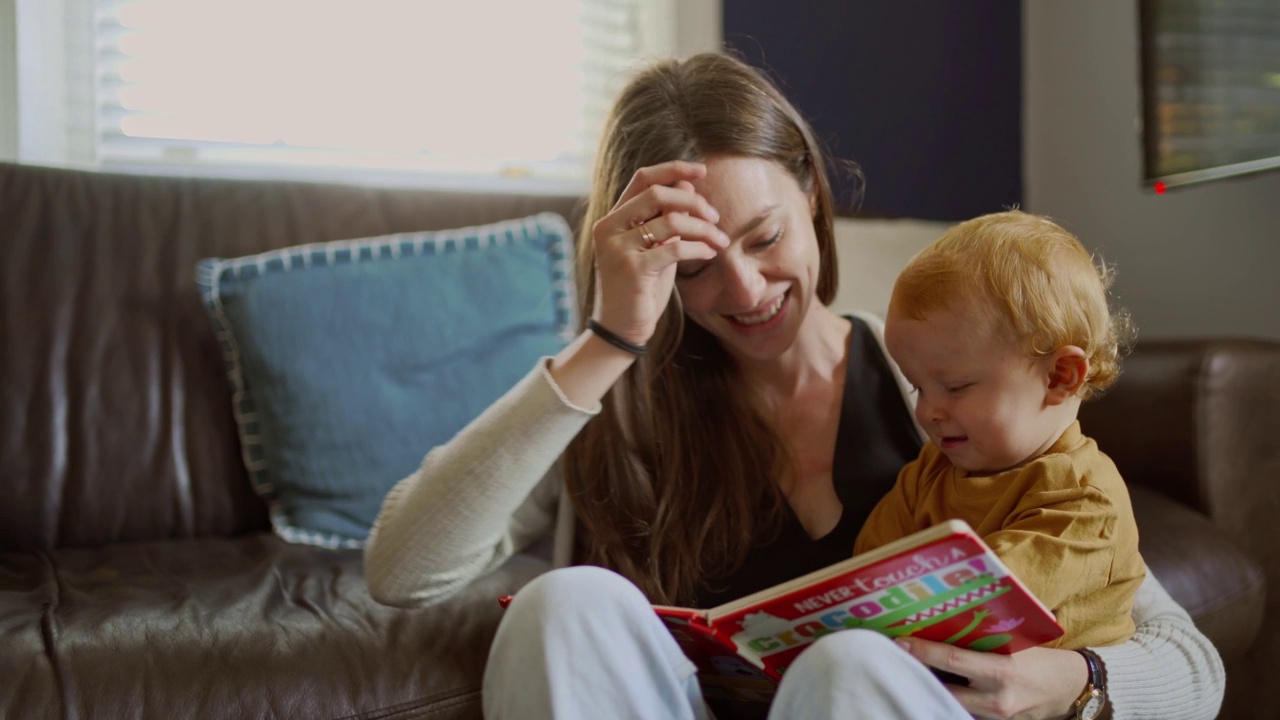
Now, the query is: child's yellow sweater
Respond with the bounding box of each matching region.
[855,421,1144,648]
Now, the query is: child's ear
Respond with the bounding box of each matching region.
[1045,346,1089,405]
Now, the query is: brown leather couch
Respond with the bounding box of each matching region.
[0,161,1272,719]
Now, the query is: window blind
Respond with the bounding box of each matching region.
[82,0,654,186]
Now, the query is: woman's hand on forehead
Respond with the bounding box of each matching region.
[588,161,732,347]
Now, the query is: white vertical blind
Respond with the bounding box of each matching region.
[81,0,654,185]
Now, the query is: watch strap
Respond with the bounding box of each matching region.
[1077,648,1104,689]
[1074,648,1108,720]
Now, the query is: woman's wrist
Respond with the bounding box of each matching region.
[1061,648,1106,720]
[548,329,639,408]
[1036,645,1093,720]
[586,318,647,356]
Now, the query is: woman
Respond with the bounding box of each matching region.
[364,53,1224,720]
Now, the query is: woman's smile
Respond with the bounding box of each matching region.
[726,289,790,330]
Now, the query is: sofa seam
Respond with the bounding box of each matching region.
[1191,343,1226,517]
[332,687,480,720]
[36,550,74,720]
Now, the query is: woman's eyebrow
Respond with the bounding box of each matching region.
[725,204,778,241]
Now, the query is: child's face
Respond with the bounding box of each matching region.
[885,300,1063,475]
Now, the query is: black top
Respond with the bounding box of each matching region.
[694,315,923,610]
[698,316,922,720]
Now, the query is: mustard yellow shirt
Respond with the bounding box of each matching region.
[854,421,1144,648]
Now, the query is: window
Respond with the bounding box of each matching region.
[28,0,677,189]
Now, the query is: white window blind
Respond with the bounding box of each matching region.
[80,0,662,187]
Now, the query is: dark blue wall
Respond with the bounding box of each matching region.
[724,1,1023,221]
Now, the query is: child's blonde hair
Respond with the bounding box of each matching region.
[891,210,1134,399]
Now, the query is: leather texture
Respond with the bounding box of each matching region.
[0,537,549,718]
[1081,339,1280,719]
[1127,485,1264,660]
[0,161,1270,719]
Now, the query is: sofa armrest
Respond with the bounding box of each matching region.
[1080,339,1280,579]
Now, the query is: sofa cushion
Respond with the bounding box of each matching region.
[0,554,57,714]
[197,213,575,548]
[1129,484,1265,660]
[0,536,549,719]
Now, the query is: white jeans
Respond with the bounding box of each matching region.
[482,566,971,720]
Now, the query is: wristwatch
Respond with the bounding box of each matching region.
[1072,648,1108,720]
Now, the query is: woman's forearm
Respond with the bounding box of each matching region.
[364,358,597,607]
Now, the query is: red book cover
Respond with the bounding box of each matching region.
[653,519,1063,704]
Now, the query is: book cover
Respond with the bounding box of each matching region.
[652,519,1063,704]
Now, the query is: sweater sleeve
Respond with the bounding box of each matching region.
[363,359,597,608]
[1093,571,1226,720]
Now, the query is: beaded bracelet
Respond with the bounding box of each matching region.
[587,318,647,357]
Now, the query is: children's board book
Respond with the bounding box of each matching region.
[650,519,1063,704]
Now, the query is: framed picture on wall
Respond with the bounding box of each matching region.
[1139,0,1280,190]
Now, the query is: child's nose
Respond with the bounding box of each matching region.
[919,399,948,424]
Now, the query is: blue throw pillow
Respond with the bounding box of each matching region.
[197,212,575,548]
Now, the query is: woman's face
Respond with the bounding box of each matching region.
[675,155,821,362]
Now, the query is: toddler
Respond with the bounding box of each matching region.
[854,210,1144,649]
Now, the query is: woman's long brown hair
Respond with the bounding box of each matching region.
[564,52,850,606]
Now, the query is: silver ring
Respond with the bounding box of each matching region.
[638,221,657,248]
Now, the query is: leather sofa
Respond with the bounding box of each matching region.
[0,161,1273,718]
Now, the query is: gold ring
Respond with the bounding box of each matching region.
[638,221,657,248]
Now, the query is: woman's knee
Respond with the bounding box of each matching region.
[786,629,901,679]
[776,631,967,718]
[503,565,649,629]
